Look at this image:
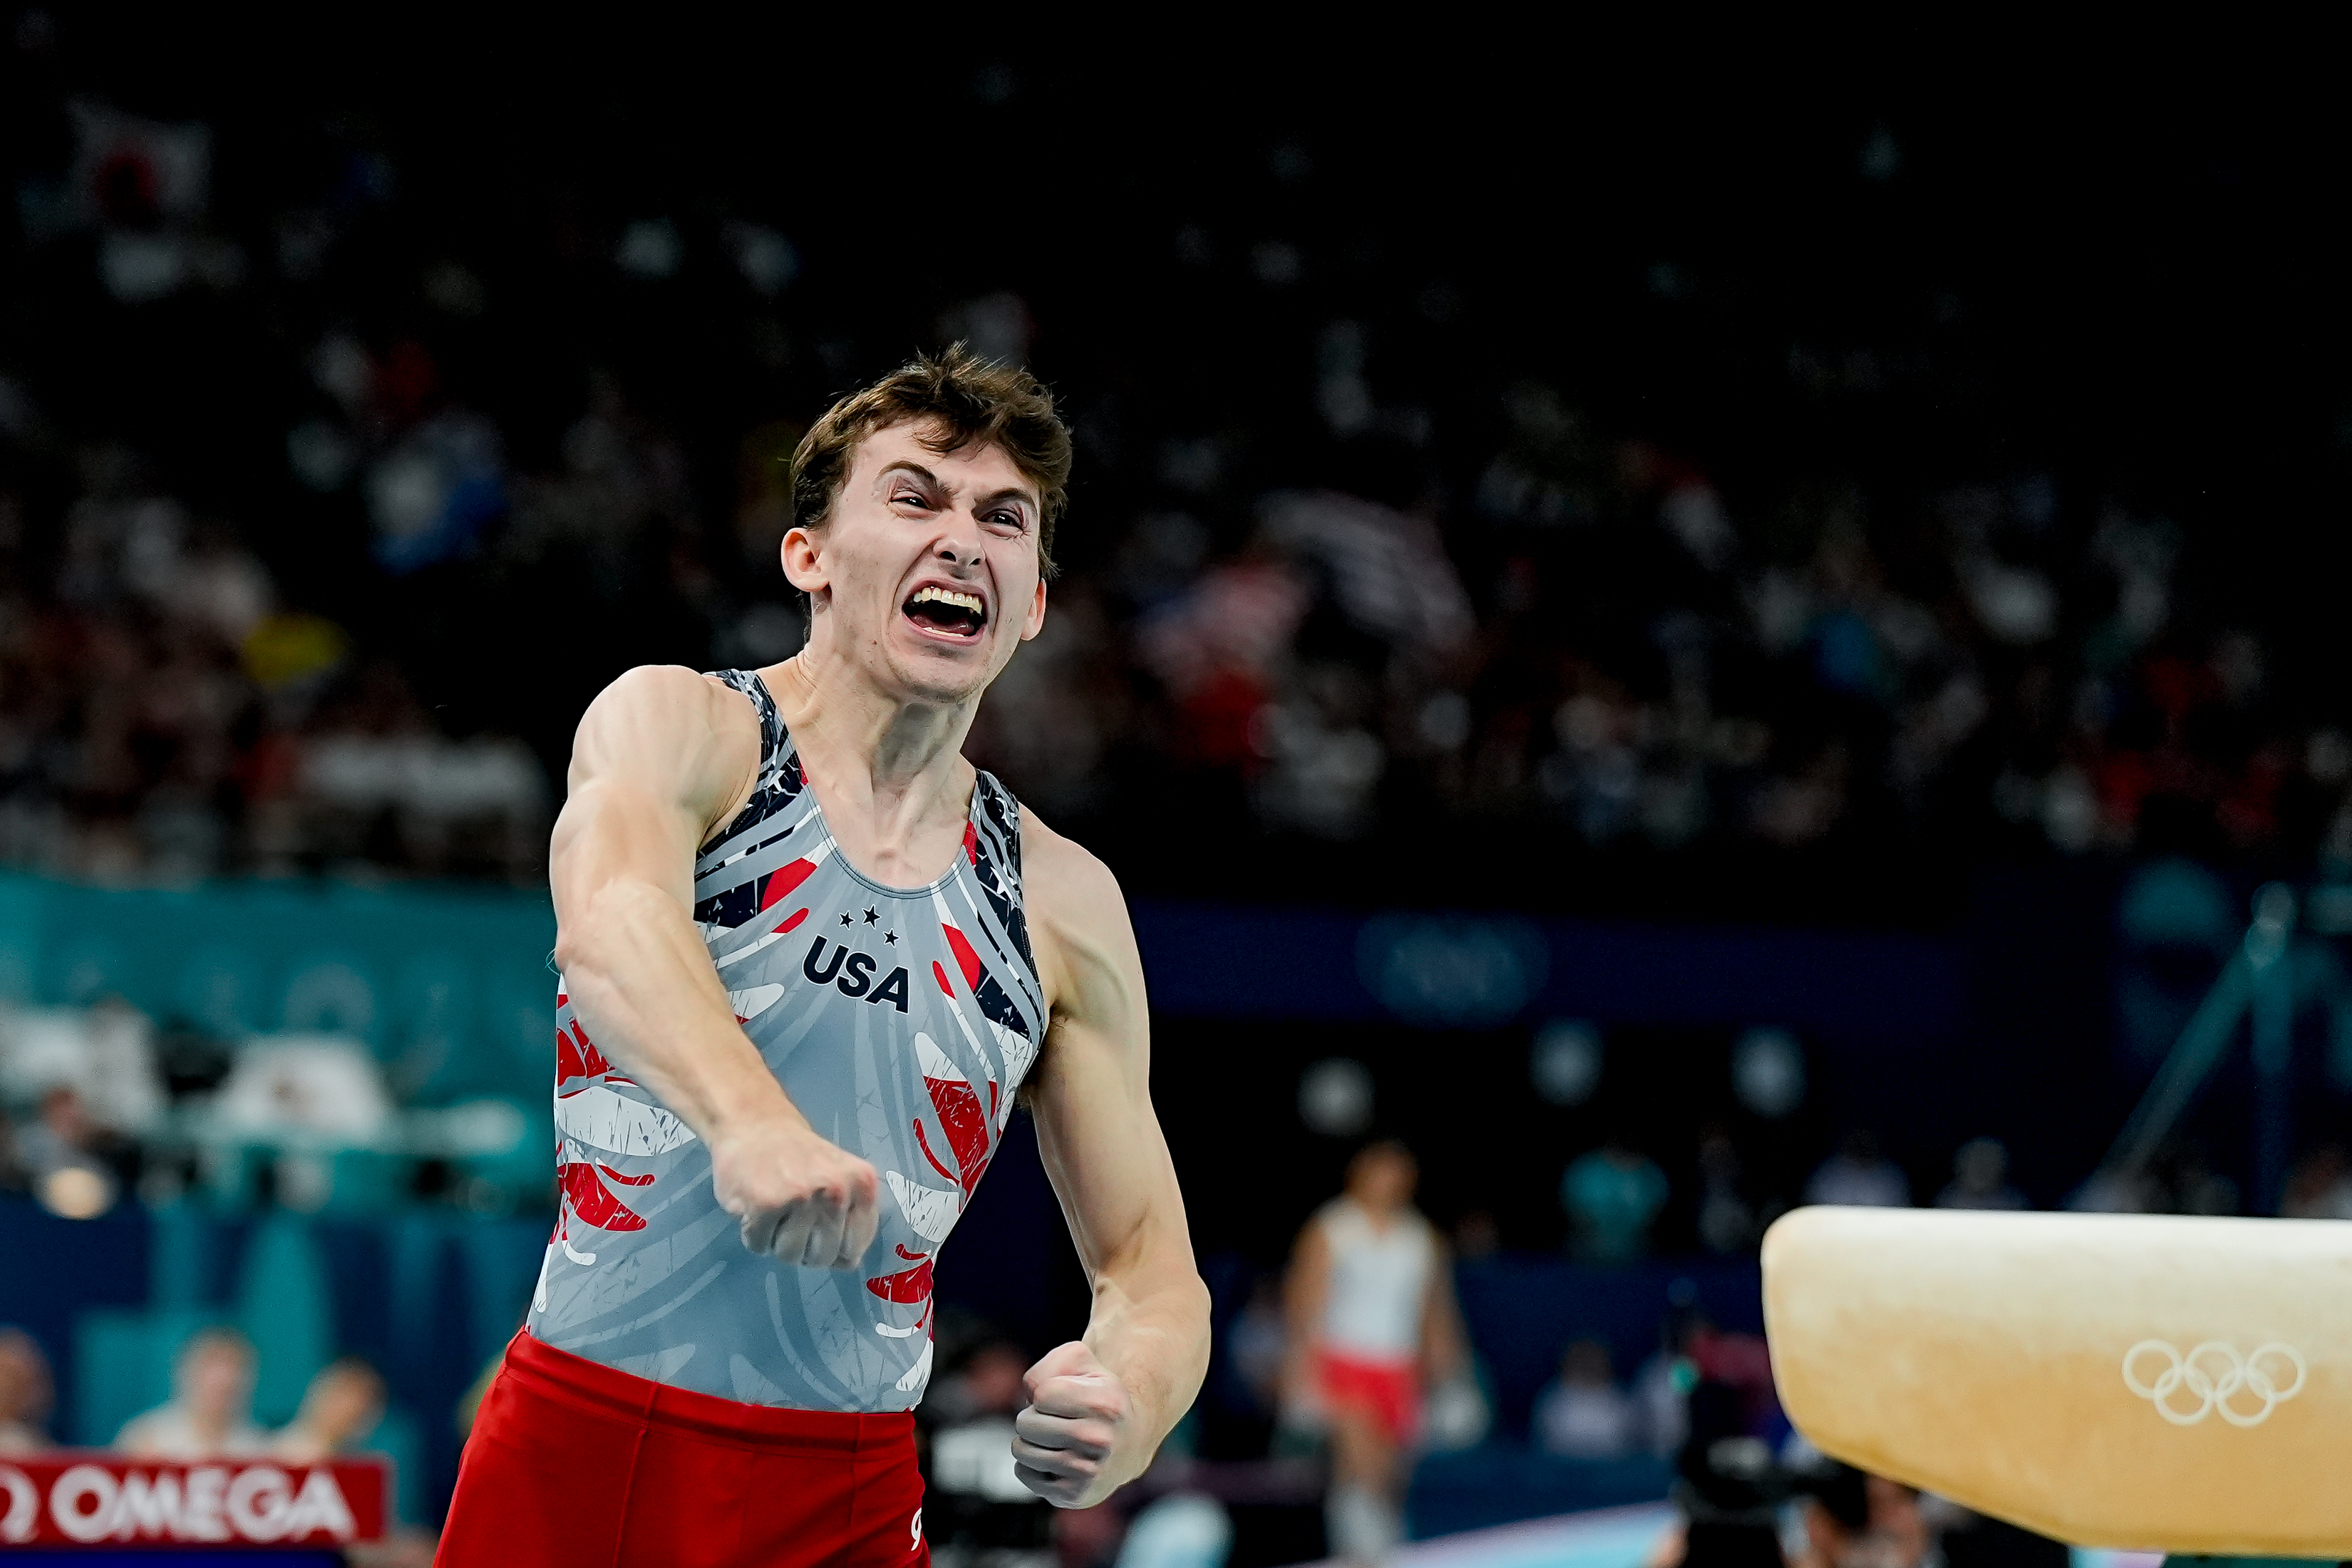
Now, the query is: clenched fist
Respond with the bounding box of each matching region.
[1011,1341,1133,1507]
[710,1114,880,1270]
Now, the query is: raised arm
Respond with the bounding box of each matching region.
[550,665,880,1269]
[1009,817,1211,1507]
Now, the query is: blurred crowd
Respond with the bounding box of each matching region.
[1023,442,2352,878]
[0,997,542,1222]
[1554,1121,2352,1265]
[2,73,2348,896]
[0,443,548,884]
[0,1324,383,1462]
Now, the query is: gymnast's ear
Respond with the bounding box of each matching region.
[1762,1206,2352,1558]
[782,522,829,602]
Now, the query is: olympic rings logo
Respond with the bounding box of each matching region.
[2121,1340,2306,1428]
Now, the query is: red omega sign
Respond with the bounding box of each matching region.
[0,1456,387,1547]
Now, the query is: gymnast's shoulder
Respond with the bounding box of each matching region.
[1011,805,1145,1026]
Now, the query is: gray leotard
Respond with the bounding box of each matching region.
[526,669,1046,1410]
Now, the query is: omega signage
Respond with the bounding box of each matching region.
[0,1457,386,1547]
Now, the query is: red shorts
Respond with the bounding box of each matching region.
[437,1331,927,1568]
[1317,1349,1420,1445]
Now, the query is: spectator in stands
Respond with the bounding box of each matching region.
[270,1357,440,1567]
[921,1335,1029,1428]
[2282,1144,2352,1219]
[1449,1208,1502,1261]
[1664,1381,1785,1568]
[1560,1139,1670,1262]
[116,1326,267,1458]
[1629,1290,1724,1460]
[920,1337,1054,1561]
[270,1356,386,1462]
[1533,1339,1636,1460]
[0,1328,54,1453]
[1805,1132,1911,1208]
[1691,1324,1780,1443]
[1222,1274,1289,1421]
[2065,1166,2157,1214]
[1693,1128,1760,1255]
[1631,1348,1691,1460]
[2070,1143,2238,1217]
[1051,1500,1130,1568]
[1929,1498,2072,1568]
[15,1084,127,1218]
[1936,1138,2026,1210]
[1793,1463,1932,1568]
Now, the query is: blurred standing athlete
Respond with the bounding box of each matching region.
[1286,1142,1469,1566]
[438,350,1209,1567]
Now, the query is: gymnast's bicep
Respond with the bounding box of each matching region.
[1022,820,1190,1285]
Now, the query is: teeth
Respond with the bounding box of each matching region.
[910,587,985,616]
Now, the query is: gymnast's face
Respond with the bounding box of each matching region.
[785,421,1048,706]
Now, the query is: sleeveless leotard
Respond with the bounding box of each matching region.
[527,668,1047,1410]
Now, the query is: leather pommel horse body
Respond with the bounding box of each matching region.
[1763,1207,2352,1558]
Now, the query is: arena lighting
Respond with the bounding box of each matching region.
[1731,1027,1806,1119]
[37,1164,115,1220]
[1297,1056,1374,1137]
[1529,1019,1603,1106]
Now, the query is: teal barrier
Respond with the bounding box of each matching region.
[0,872,556,1105]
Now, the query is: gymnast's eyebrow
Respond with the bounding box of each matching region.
[877,461,946,494]
[971,483,1038,519]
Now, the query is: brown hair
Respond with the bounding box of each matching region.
[788,345,1073,575]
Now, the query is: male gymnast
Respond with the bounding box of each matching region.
[437,349,1211,1566]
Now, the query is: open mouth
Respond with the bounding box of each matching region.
[903,585,987,639]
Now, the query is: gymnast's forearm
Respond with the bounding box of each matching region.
[1083,1242,1212,1479]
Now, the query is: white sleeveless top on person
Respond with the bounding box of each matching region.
[1314,1197,1436,1362]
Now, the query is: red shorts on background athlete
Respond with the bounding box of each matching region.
[1316,1348,1421,1446]
[436,1334,926,1568]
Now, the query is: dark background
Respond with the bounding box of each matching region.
[8,25,2349,914]
[6,17,2352,1547]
